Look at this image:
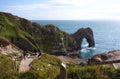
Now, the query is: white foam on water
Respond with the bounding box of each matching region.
[82,43,89,48]
[87,47,96,50]
[80,49,90,53]
[80,47,96,53]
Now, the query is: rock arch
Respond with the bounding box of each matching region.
[72,27,95,50]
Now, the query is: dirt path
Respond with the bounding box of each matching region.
[19,57,34,72]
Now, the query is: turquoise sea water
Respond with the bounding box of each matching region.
[32,20,120,60]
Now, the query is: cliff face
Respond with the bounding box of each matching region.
[0,12,95,55]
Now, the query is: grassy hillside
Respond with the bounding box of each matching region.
[0,12,36,51]
[0,54,61,79]
[0,55,18,79]
[29,54,61,79]
[0,12,76,54]
[19,54,61,79]
[0,12,31,40]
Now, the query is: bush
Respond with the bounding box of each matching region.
[0,55,18,79]
[111,68,120,79]
[30,54,61,79]
[67,65,115,79]
[19,71,39,79]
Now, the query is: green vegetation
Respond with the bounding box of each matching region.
[1,12,120,79]
[0,12,70,53]
[0,13,30,39]
[29,54,61,79]
[0,54,61,79]
[0,52,120,79]
[67,65,120,79]
[0,55,18,79]
[41,24,66,53]
[18,54,61,79]
[0,12,36,51]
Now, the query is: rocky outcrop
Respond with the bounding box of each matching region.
[0,12,95,55]
[72,27,95,50]
[0,37,21,55]
[88,50,120,65]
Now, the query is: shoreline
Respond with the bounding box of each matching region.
[57,55,81,64]
[57,50,120,67]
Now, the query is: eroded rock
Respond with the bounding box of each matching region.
[72,27,95,50]
[88,50,120,65]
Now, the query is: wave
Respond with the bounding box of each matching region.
[82,43,89,48]
[80,47,96,53]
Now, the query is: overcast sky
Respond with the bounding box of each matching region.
[0,0,120,20]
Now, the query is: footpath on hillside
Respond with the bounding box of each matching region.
[19,52,41,72]
[19,57,34,72]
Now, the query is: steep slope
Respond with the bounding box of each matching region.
[0,12,95,55]
[0,12,76,54]
[0,12,35,51]
[0,37,21,55]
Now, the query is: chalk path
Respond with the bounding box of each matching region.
[19,57,34,72]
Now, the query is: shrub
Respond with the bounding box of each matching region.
[19,71,39,79]
[67,65,115,79]
[0,55,18,79]
[30,54,61,79]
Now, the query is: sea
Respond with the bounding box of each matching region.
[32,20,120,60]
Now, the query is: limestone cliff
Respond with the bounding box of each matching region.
[0,12,95,55]
[71,27,95,50]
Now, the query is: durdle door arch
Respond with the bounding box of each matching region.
[72,27,95,50]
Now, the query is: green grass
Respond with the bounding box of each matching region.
[29,54,61,79]
[0,54,61,79]
[0,54,120,79]
[1,12,120,79]
[0,12,36,50]
[67,65,120,79]
[0,55,18,79]
[40,24,67,53]
[0,12,70,53]
[0,13,31,39]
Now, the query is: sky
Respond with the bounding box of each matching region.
[0,0,120,20]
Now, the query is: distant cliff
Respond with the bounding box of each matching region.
[0,12,95,55]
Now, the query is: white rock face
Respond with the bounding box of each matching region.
[19,58,33,72]
[0,44,21,55]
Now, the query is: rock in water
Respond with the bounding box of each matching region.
[72,27,95,50]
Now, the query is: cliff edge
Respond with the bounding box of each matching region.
[0,12,95,55]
